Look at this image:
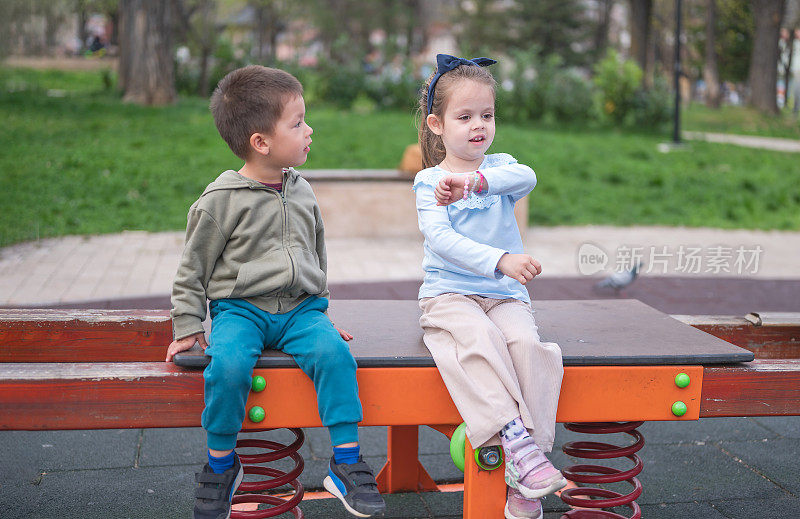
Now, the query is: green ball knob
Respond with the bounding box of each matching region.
[675,373,691,388]
[449,423,467,472]
[249,406,265,423]
[671,401,687,417]
[251,375,266,392]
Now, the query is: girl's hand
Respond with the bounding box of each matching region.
[497,253,542,285]
[166,332,208,362]
[435,175,468,206]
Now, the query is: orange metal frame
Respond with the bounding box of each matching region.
[242,365,703,518]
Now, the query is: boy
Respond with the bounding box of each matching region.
[166,65,386,519]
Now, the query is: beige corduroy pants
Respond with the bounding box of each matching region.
[419,293,563,451]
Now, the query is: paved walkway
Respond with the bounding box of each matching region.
[2,226,799,306]
[683,131,800,153]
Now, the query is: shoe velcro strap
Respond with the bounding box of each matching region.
[195,486,224,500]
[345,461,373,474]
[196,472,228,484]
[351,473,378,487]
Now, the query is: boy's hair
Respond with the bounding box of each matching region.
[417,64,497,169]
[210,65,303,160]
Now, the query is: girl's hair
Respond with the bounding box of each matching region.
[417,64,497,169]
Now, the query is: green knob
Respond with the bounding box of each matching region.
[449,423,467,472]
[671,401,687,417]
[474,446,503,471]
[251,375,266,392]
[249,406,265,423]
[675,373,691,388]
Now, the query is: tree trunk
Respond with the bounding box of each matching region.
[747,0,785,113]
[629,0,653,85]
[118,0,176,106]
[594,0,614,58]
[704,0,722,108]
[77,0,89,53]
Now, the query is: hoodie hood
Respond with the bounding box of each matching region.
[200,168,299,197]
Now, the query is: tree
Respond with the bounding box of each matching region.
[704,0,722,107]
[118,0,176,105]
[593,0,615,59]
[457,0,594,67]
[747,0,785,113]
[629,0,653,86]
[174,0,219,96]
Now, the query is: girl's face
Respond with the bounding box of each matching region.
[428,79,495,169]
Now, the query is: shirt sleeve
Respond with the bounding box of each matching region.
[416,184,507,279]
[480,161,537,203]
[170,207,227,340]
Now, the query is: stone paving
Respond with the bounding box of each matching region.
[2,226,799,306]
[683,131,800,153]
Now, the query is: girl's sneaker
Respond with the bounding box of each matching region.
[503,435,567,499]
[505,487,543,519]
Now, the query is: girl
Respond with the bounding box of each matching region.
[413,54,566,519]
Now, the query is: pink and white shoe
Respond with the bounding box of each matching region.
[505,487,543,519]
[503,435,567,499]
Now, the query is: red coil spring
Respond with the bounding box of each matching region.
[559,421,644,519]
[230,427,305,519]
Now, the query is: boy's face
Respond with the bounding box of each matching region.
[263,94,313,169]
[428,79,495,165]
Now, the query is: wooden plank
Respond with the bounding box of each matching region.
[0,309,172,362]
[701,359,800,417]
[0,362,204,429]
[674,315,800,359]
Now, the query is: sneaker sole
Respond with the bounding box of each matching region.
[504,501,543,519]
[224,465,244,519]
[509,473,568,500]
[323,476,374,518]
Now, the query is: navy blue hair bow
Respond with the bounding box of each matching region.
[427,54,497,114]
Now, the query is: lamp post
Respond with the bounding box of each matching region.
[672,0,683,143]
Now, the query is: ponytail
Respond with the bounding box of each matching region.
[417,76,446,169]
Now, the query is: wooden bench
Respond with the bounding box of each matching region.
[2,300,797,518]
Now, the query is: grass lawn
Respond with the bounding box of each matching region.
[2,66,799,246]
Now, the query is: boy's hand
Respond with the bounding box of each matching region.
[435,174,469,206]
[333,325,353,342]
[497,253,542,285]
[165,332,208,362]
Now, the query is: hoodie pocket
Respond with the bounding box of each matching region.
[291,246,327,295]
[229,249,291,298]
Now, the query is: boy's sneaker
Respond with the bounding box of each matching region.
[505,487,543,519]
[193,454,244,519]
[323,456,386,517]
[503,435,567,499]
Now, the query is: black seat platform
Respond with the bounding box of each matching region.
[173,299,754,369]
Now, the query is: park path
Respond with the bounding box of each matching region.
[1,225,799,307]
[683,130,800,152]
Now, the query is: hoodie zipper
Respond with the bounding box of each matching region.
[279,179,296,312]
[281,190,296,289]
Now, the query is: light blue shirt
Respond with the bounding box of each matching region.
[413,153,536,303]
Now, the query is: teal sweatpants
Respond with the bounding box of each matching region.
[202,297,362,450]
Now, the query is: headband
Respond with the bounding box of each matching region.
[426,53,497,115]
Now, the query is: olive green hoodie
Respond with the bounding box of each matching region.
[170,168,329,340]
